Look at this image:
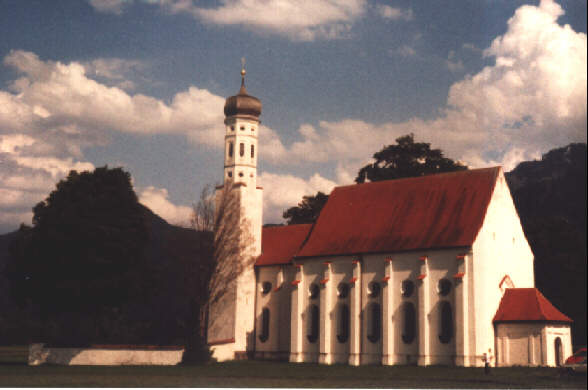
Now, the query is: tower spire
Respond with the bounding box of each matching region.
[240,57,247,93]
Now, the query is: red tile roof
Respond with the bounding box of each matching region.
[255,224,312,266]
[296,167,500,258]
[493,288,572,323]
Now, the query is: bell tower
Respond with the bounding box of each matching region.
[208,63,263,361]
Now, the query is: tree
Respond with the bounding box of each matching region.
[191,185,215,232]
[284,134,467,225]
[283,191,329,225]
[205,186,256,346]
[355,134,467,183]
[7,166,151,345]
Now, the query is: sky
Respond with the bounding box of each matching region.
[0,0,586,233]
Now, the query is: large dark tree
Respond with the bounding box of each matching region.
[355,134,467,183]
[6,167,157,345]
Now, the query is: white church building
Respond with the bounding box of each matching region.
[207,71,573,367]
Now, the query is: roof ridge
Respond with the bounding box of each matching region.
[332,166,502,192]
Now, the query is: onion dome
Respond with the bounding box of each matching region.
[224,68,262,118]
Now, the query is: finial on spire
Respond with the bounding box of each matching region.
[240,57,246,85]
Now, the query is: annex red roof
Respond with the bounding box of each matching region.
[296,167,500,258]
[255,224,312,266]
[493,288,572,323]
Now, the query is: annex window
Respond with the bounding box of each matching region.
[228,142,234,158]
[239,143,245,157]
[439,301,453,344]
[402,302,416,344]
[336,303,350,343]
[307,304,319,343]
[259,307,270,342]
[251,144,255,159]
[367,302,381,343]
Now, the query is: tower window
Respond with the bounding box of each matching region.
[240,143,244,157]
[228,142,233,158]
[238,172,244,177]
[337,283,349,299]
[240,125,245,131]
[251,127,255,132]
[230,125,235,131]
[227,171,232,178]
[251,144,255,158]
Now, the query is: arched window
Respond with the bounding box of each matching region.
[239,143,245,157]
[308,283,319,299]
[439,301,453,344]
[367,302,381,343]
[402,302,416,344]
[307,304,319,343]
[337,304,350,343]
[438,279,452,296]
[367,282,380,298]
[261,282,272,295]
[554,337,563,366]
[337,283,349,299]
[401,280,414,298]
[228,142,233,158]
[251,144,255,158]
[259,307,270,342]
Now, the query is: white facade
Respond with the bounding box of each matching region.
[495,323,572,367]
[209,78,572,366]
[208,72,263,361]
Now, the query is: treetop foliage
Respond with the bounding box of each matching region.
[355,134,468,183]
[284,134,467,225]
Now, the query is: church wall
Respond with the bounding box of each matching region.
[327,259,353,364]
[299,260,323,362]
[389,253,419,365]
[422,249,460,365]
[254,265,293,360]
[472,170,535,366]
[495,323,572,367]
[360,255,385,364]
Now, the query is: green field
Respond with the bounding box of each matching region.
[0,360,586,388]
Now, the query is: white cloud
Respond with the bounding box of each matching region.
[88,0,131,15]
[139,186,192,226]
[258,171,337,223]
[446,50,464,72]
[390,45,416,57]
[264,0,586,172]
[375,5,413,21]
[160,0,367,41]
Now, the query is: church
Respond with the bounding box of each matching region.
[206,70,573,368]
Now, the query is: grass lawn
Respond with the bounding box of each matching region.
[0,360,586,388]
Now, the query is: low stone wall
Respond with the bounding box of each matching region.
[28,344,184,366]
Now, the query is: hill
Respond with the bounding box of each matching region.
[506,143,587,346]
